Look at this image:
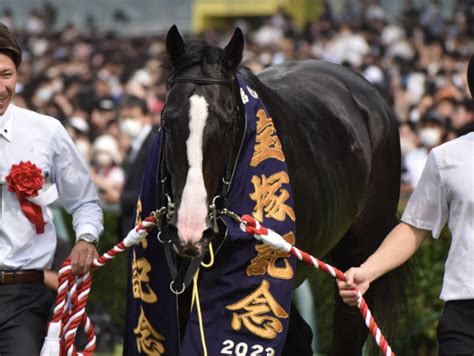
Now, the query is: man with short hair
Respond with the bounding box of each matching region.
[118,95,158,238]
[0,23,103,355]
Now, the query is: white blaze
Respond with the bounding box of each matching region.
[177,95,209,246]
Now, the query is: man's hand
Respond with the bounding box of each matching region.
[69,240,99,275]
[336,267,370,306]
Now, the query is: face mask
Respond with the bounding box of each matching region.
[419,128,442,148]
[94,151,113,168]
[120,118,143,139]
[36,87,53,102]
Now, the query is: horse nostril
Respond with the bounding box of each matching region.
[181,243,201,258]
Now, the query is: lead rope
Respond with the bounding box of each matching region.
[190,242,216,356]
[220,210,395,356]
[40,211,164,356]
[191,270,208,356]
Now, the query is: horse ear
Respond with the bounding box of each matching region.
[223,28,244,70]
[166,24,185,66]
[468,55,474,98]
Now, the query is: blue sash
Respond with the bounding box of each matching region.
[124,75,296,355]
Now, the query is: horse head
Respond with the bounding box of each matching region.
[160,25,245,258]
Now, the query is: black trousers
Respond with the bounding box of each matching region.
[437,299,474,356]
[0,283,54,356]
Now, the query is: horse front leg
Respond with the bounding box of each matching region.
[331,287,373,356]
[282,302,314,356]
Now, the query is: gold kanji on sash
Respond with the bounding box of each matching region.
[226,280,288,339]
[249,171,296,222]
[250,109,285,167]
[247,232,295,279]
[132,250,158,303]
[134,198,148,249]
[133,307,166,355]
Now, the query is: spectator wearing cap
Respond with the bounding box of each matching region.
[118,95,158,239]
[90,96,118,139]
[90,134,125,205]
[66,114,90,138]
[65,114,92,163]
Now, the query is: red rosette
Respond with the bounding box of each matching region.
[6,161,46,234]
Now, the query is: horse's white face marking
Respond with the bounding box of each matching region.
[176,95,209,247]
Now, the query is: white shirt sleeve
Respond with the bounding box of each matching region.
[401,151,448,238]
[51,122,104,240]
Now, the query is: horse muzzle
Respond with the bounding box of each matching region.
[160,224,215,258]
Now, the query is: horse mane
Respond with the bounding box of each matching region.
[162,39,229,79]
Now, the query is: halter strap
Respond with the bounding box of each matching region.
[158,73,244,291]
[168,76,234,88]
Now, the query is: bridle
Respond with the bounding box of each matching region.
[163,72,243,228]
[156,71,245,294]
[169,76,235,87]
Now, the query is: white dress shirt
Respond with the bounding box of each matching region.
[402,132,474,301]
[0,104,103,270]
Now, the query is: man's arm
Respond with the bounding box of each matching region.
[337,222,429,306]
[52,122,104,275]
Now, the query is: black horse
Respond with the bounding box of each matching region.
[158,25,405,355]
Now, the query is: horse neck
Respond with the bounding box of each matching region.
[236,67,285,121]
[237,67,268,94]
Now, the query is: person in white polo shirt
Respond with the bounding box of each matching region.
[0,23,103,355]
[337,57,474,356]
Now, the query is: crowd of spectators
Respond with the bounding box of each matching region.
[2,0,473,213]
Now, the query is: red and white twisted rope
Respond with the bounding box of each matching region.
[238,214,395,356]
[40,214,159,356]
[42,207,394,355]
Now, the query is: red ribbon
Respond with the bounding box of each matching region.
[19,197,46,234]
[5,161,46,235]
